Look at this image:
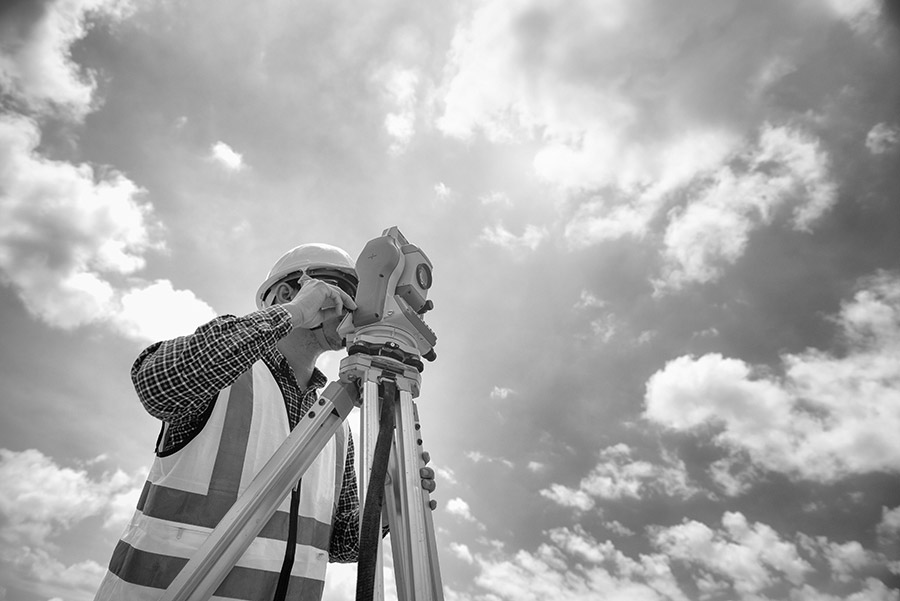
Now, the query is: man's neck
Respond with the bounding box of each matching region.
[276,331,322,388]
[287,359,317,389]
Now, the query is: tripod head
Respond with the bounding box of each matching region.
[338,226,437,371]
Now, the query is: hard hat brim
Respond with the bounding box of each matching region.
[256,264,358,309]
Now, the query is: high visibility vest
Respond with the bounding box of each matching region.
[94,361,349,601]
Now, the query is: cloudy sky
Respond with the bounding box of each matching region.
[1,0,899,600]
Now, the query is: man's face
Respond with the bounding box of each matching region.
[319,313,347,350]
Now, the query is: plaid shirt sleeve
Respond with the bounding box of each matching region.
[131,305,293,427]
[329,431,361,562]
[329,431,393,562]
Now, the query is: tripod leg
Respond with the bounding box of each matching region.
[358,378,385,601]
[385,445,410,600]
[385,391,444,601]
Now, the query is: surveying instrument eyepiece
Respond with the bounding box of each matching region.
[159,227,444,601]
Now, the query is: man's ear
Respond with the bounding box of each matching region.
[273,281,296,305]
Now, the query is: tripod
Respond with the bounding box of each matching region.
[159,227,443,601]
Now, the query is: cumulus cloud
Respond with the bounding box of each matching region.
[644,271,900,481]
[791,580,900,601]
[0,114,148,325]
[652,512,812,594]
[822,0,883,32]
[434,465,458,486]
[866,122,900,155]
[446,497,481,527]
[574,290,605,310]
[878,506,900,545]
[877,506,900,568]
[0,0,215,342]
[466,451,513,469]
[0,0,131,119]
[571,291,624,343]
[1,547,106,601]
[799,532,895,592]
[540,484,595,512]
[446,513,894,601]
[588,314,618,343]
[0,448,143,600]
[451,524,686,601]
[604,520,635,537]
[434,182,452,201]
[114,279,220,341]
[450,542,475,565]
[490,386,515,400]
[821,540,877,583]
[0,114,216,341]
[655,124,836,291]
[540,444,700,512]
[708,456,762,497]
[480,223,548,251]
[557,129,741,248]
[210,141,245,171]
[0,449,140,544]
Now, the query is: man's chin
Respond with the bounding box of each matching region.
[321,330,345,352]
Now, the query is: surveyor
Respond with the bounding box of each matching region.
[94,243,435,601]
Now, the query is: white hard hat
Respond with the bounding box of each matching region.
[256,243,357,308]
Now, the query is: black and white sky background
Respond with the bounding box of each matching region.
[1,1,899,600]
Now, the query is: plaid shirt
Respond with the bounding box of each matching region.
[130,305,361,563]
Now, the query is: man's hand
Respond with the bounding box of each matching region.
[283,278,357,329]
[421,451,437,510]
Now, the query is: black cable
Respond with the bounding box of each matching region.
[355,380,397,601]
[273,482,301,600]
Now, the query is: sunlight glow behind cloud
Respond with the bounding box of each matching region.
[436,0,851,290]
[378,66,419,155]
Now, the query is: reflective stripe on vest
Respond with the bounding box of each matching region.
[95,362,349,601]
